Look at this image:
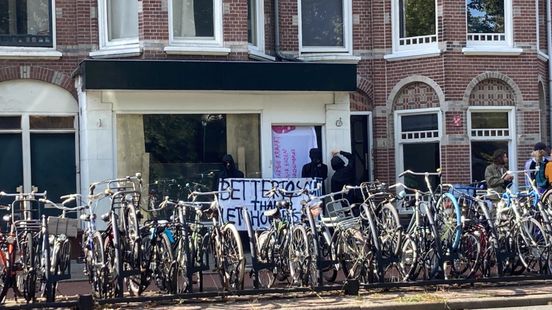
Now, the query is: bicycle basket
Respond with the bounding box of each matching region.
[322,198,359,229]
[47,216,79,238]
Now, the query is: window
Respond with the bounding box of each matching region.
[0,0,52,47]
[299,0,352,54]
[168,0,224,48]
[537,0,548,55]
[390,0,437,54]
[98,0,139,49]
[468,108,515,183]
[466,0,512,47]
[0,115,77,206]
[248,0,265,54]
[395,110,441,192]
[142,114,260,195]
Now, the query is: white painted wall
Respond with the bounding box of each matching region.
[0,80,77,113]
[79,90,352,227]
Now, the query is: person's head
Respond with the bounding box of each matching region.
[532,142,547,162]
[222,154,236,170]
[331,155,345,171]
[309,148,322,164]
[492,149,508,165]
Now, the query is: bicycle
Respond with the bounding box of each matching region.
[187,188,245,291]
[39,195,82,301]
[88,173,144,298]
[0,190,49,303]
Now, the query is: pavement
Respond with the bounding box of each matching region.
[114,281,552,310]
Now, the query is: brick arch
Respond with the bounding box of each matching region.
[387,75,445,111]
[0,66,74,95]
[463,72,522,106]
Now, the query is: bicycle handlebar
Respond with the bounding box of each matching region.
[398,169,442,178]
[39,198,88,212]
[0,191,47,199]
[188,187,233,199]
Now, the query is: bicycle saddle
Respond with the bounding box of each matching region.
[264,208,279,218]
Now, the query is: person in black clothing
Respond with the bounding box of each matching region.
[330,149,355,193]
[301,148,328,192]
[219,154,244,179]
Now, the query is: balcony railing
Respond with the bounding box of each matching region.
[0,34,53,48]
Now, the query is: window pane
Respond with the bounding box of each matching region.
[403,142,440,191]
[107,0,138,41]
[30,133,76,208]
[471,141,508,183]
[466,0,504,33]
[0,0,52,47]
[30,116,74,129]
[172,0,214,38]
[301,0,344,47]
[0,134,23,193]
[144,114,226,192]
[247,0,257,45]
[471,112,508,129]
[401,114,438,132]
[0,116,21,130]
[399,0,435,38]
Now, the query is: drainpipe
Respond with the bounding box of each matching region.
[546,0,552,139]
[274,0,301,61]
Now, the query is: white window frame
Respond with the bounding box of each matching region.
[97,0,139,49]
[0,0,61,60]
[248,0,266,55]
[298,0,353,55]
[394,108,442,182]
[536,0,549,59]
[467,106,517,185]
[165,0,230,55]
[386,0,439,60]
[463,0,522,55]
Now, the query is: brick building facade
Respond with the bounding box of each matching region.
[0,0,549,202]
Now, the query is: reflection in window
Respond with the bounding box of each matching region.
[301,0,344,47]
[0,0,52,47]
[172,0,214,39]
[471,141,508,182]
[247,0,257,46]
[30,116,74,130]
[466,0,504,34]
[399,0,435,37]
[471,112,508,129]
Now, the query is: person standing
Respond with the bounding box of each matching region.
[330,149,355,193]
[213,154,244,190]
[485,149,513,194]
[524,142,548,187]
[301,148,328,193]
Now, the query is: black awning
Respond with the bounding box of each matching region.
[78,59,357,91]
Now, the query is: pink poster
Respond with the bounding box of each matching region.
[272,126,317,178]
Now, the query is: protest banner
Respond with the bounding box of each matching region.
[272,126,317,178]
[217,178,321,231]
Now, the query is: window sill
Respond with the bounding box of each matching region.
[384,48,442,61]
[89,47,142,59]
[462,47,523,56]
[297,54,361,64]
[0,48,62,60]
[164,46,231,56]
[248,48,275,61]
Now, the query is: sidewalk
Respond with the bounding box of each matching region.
[125,281,552,310]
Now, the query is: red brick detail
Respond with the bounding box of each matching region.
[0,66,74,95]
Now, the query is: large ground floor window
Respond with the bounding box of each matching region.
[122,113,261,201]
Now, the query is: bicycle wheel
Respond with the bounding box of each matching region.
[288,225,309,286]
[19,232,39,302]
[435,193,461,251]
[90,232,108,299]
[319,230,337,283]
[337,227,371,281]
[174,235,189,293]
[220,224,245,291]
[378,203,402,258]
[399,235,417,281]
[448,230,481,279]
[104,236,120,298]
[517,218,548,273]
[128,234,152,295]
[153,233,175,293]
[255,230,276,288]
[303,230,320,288]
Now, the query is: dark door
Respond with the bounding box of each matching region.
[350,115,371,184]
